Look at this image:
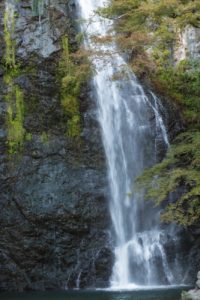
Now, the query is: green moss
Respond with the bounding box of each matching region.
[40,132,49,144]
[6,82,25,154]
[3,7,26,154]
[67,115,81,138]
[61,95,79,116]
[75,33,84,45]
[58,35,91,138]
[25,132,32,142]
[59,36,71,76]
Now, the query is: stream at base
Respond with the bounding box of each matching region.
[1,287,190,300]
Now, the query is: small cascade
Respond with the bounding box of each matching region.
[76,0,182,289]
[147,93,169,162]
[76,272,82,289]
[149,93,169,149]
[31,0,48,20]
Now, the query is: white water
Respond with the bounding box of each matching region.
[77,0,179,289]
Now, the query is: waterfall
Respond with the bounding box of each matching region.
[76,0,180,289]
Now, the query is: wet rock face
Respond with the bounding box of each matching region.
[0,0,113,292]
[175,26,200,63]
[142,86,183,162]
[15,0,76,61]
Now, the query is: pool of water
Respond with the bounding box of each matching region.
[1,287,188,300]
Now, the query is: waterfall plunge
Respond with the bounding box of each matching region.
[76,0,180,289]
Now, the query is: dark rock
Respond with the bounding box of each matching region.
[0,0,113,292]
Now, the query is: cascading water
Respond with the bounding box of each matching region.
[76,0,181,289]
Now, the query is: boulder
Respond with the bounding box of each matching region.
[182,290,200,300]
[182,271,200,300]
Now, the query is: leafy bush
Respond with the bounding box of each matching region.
[136,132,200,226]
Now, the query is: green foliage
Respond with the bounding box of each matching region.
[136,132,200,226]
[3,8,25,154]
[40,132,49,144]
[103,0,200,29]
[75,33,84,45]
[5,78,25,153]
[67,115,81,138]
[58,35,91,138]
[153,60,200,127]
[25,132,32,142]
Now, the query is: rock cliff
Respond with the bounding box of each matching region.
[175,26,200,63]
[0,0,113,291]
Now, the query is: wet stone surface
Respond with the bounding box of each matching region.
[0,0,113,292]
